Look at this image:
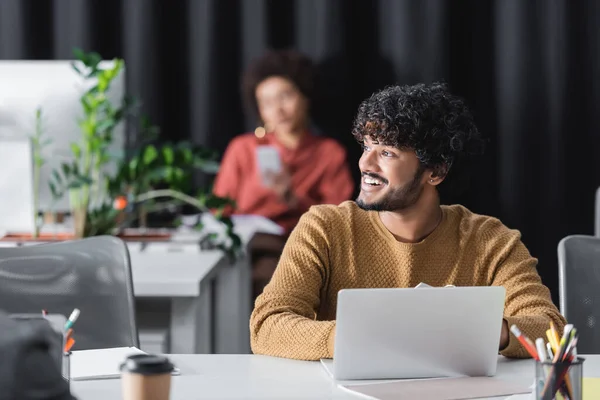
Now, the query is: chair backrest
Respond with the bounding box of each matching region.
[595,187,600,237]
[558,235,600,353]
[0,236,138,350]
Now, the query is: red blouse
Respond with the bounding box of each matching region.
[213,132,354,234]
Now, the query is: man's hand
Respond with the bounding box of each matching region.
[264,168,298,207]
[499,318,509,351]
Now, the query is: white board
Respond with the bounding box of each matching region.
[0,138,35,233]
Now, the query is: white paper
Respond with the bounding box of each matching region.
[199,213,285,238]
[231,214,285,236]
[416,283,455,288]
[415,282,433,288]
[70,347,179,381]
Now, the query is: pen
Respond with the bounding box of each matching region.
[510,325,538,359]
[546,329,559,353]
[563,337,578,362]
[535,338,547,362]
[549,322,561,351]
[553,324,573,362]
[546,342,554,360]
[64,337,75,353]
[64,308,80,331]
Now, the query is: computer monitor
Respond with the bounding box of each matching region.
[0,60,126,212]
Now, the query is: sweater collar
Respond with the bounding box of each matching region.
[368,206,451,250]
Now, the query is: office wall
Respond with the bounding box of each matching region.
[1,0,600,303]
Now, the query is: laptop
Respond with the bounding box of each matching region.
[332,286,506,380]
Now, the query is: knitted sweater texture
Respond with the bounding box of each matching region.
[250,201,566,360]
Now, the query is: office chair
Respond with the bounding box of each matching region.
[558,235,600,354]
[595,187,600,237]
[0,236,138,350]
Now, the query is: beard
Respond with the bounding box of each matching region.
[356,165,425,212]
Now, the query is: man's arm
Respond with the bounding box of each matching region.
[250,208,335,361]
[489,230,566,358]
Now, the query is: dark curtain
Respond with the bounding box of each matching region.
[2,0,600,303]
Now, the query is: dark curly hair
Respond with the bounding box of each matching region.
[242,49,315,119]
[352,82,485,180]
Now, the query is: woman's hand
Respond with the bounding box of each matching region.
[264,168,298,207]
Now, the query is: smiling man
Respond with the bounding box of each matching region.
[249,82,565,361]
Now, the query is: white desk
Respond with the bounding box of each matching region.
[128,245,229,354]
[70,354,600,399]
[130,242,252,355]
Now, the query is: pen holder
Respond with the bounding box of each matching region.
[62,351,71,383]
[534,357,584,400]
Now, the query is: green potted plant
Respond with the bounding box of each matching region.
[49,49,128,238]
[48,49,241,258]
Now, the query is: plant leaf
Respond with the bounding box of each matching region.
[52,169,63,184]
[70,143,81,158]
[96,119,115,133]
[142,145,158,165]
[162,147,174,165]
[72,48,86,61]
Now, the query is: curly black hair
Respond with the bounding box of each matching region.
[352,82,485,179]
[242,49,315,119]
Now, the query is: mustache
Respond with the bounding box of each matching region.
[362,172,388,185]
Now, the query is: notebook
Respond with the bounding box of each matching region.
[338,377,531,400]
[70,347,180,381]
[322,359,531,399]
[505,378,600,400]
[584,378,600,399]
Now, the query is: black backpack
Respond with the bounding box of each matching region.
[0,311,76,400]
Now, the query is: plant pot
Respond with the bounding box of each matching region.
[72,208,87,239]
[43,211,66,224]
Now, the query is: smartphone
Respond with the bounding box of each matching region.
[256,145,282,182]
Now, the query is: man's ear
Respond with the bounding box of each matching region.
[427,164,450,186]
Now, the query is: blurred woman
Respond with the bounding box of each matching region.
[213,49,354,297]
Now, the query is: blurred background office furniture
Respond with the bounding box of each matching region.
[0,228,255,354]
[131,226,255,354]
[557,235,600,354]
[0,236,138,350]
[130,243,241,354]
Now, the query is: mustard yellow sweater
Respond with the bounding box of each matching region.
[250,201,566,361]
